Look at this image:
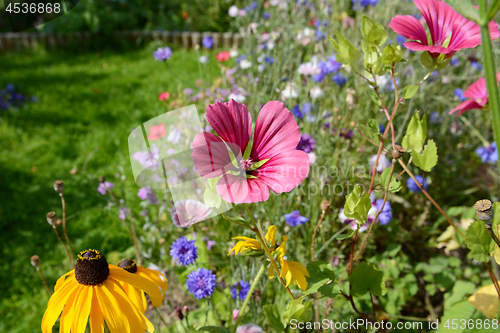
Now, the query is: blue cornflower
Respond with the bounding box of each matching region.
[454,88,466,101]
[471,61,483,71]
[476,142,498,163]
[292,105,303,118]
[202,36,214,49]
[263,12,271,19]
[284,210,309,227]
[314,20,321,27]
[230,280,251,300]
[170,236,198,265]
[235,54,247,64]
[6,83,15,91]
[265,56,274,64]
[332,73,346,86]
[375,199,393,225]
[153,46,173,61]
[186,268,217,300]
[407,175,428,193]
[296,134,315,153]
[396,35,406,45]
[430,112,443,124]
[379,124,385,134]
[450,58,460,66]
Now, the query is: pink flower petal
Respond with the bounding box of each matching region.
[171,199,212,227]
[147,124,166,140]
[252,150,310,194]
[191,132,239,178]
[464,78,487,101]
[251,101,300,161]
[206,100,252,154]
[216,173,269,203]
[415,0,456,45]
[389,15,428,43]
[448,99,483,116]
[403,41,454,55]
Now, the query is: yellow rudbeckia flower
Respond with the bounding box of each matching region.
[117,259,168,314]
[229,225,310,291]
[42,249,163,333]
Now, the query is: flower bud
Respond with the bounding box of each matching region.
[183,306,189,315]
[46,212,58,226]
[30,255,40,268]
[475,199,494,222]
[53,180,64,194]
[391,145,406,159]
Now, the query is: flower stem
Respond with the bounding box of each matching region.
[60,194,75,261]
[242,203,295,299]
[53,226,73,269]
[36,266,52,296]
[479,0,500,175]
[231,263,266,333]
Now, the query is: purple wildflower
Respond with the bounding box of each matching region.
[296,133,315,153]
[97,181,114,195]
[170,236,198,265]
[202,36,214,49]
[284,210,309,227]
[153,47,173,61]
[375,199,393,225]
[476,142,498,163]
[407,175,428,193]
[137,186,158,204]
[231,280,251,300]
[186,268,217,300]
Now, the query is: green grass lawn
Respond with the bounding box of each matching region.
[0,44,221,332]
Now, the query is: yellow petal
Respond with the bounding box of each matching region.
[277,236,289,258]
[120,281,147,314]
[41,277,79,333]
[109,265,163,307]
[95,284,126,333]
[468,284,500,319]
[89,287,105,333]
[60,285,84,333]
[136,266,168,292]
[71,285,93,333]
[54,270,75,292]
[268,264,275,280]
[286,261,309,291]
[494,225,500,265]
[102,279,155,333]
[265,226,276,246]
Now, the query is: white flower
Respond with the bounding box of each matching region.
[199,56,209,64]
[310,86,324,99]
[249,22,258,33]
[239,59,252,69]
[280,84,299,100]
[338,208,368,232]
[257,54,265,63]
[239,9,247,16]
[229,49,238,58]
[258,64,266,73]
[369,154,391,173]
[167,128,181,144]
[228,5,239,17]
[298,62,319,76]
[270,0,279,5]
[308,152,317,164]
[266,39,275,50]
[228,93,246,103]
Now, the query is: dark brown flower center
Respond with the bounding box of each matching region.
[117,258,137,273]
[75,249,110,285]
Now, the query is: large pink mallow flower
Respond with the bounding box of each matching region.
[389,0,499,58]
[449,73,500,115]
[192,99,310,203]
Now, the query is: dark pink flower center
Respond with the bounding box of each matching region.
[240,158,254,171]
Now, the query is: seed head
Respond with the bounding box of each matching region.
[30,255,40,268]
[391,145,406,159]
[46,212,58,226]
[475,199,494,222]
[53,180,64,194]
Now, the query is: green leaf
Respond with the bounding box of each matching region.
[247,158,270,171]
[436,301,476,333]
[403,84,420,99]
[466,220,494,262]
[198,326,230,333]
[349,262,386,296]
[335,228,356,240]
[330,33,361,72]
[381,44,403,65]
[365,89,382,107]
[380,167,402,193]
[420,51,436,69]
[488,0,500,22]
[263,304,286,332]
[304,261,336,294]
[283,299,313,322]
[410,139,438,172]
[358,118,381,143]
[445,0,480,23]
[344,185,372,224]
[204,185,222,208]
[402,111,427,153]
[318,283,340,298]
[362,16,387,47]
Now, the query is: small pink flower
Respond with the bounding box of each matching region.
[192,99,310,203]
[158,91,170,101]
[449,73,500,115]
[217,51,230,62]
[147,123,166,141]
[389,0,499,58]
[171,199,212,227]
